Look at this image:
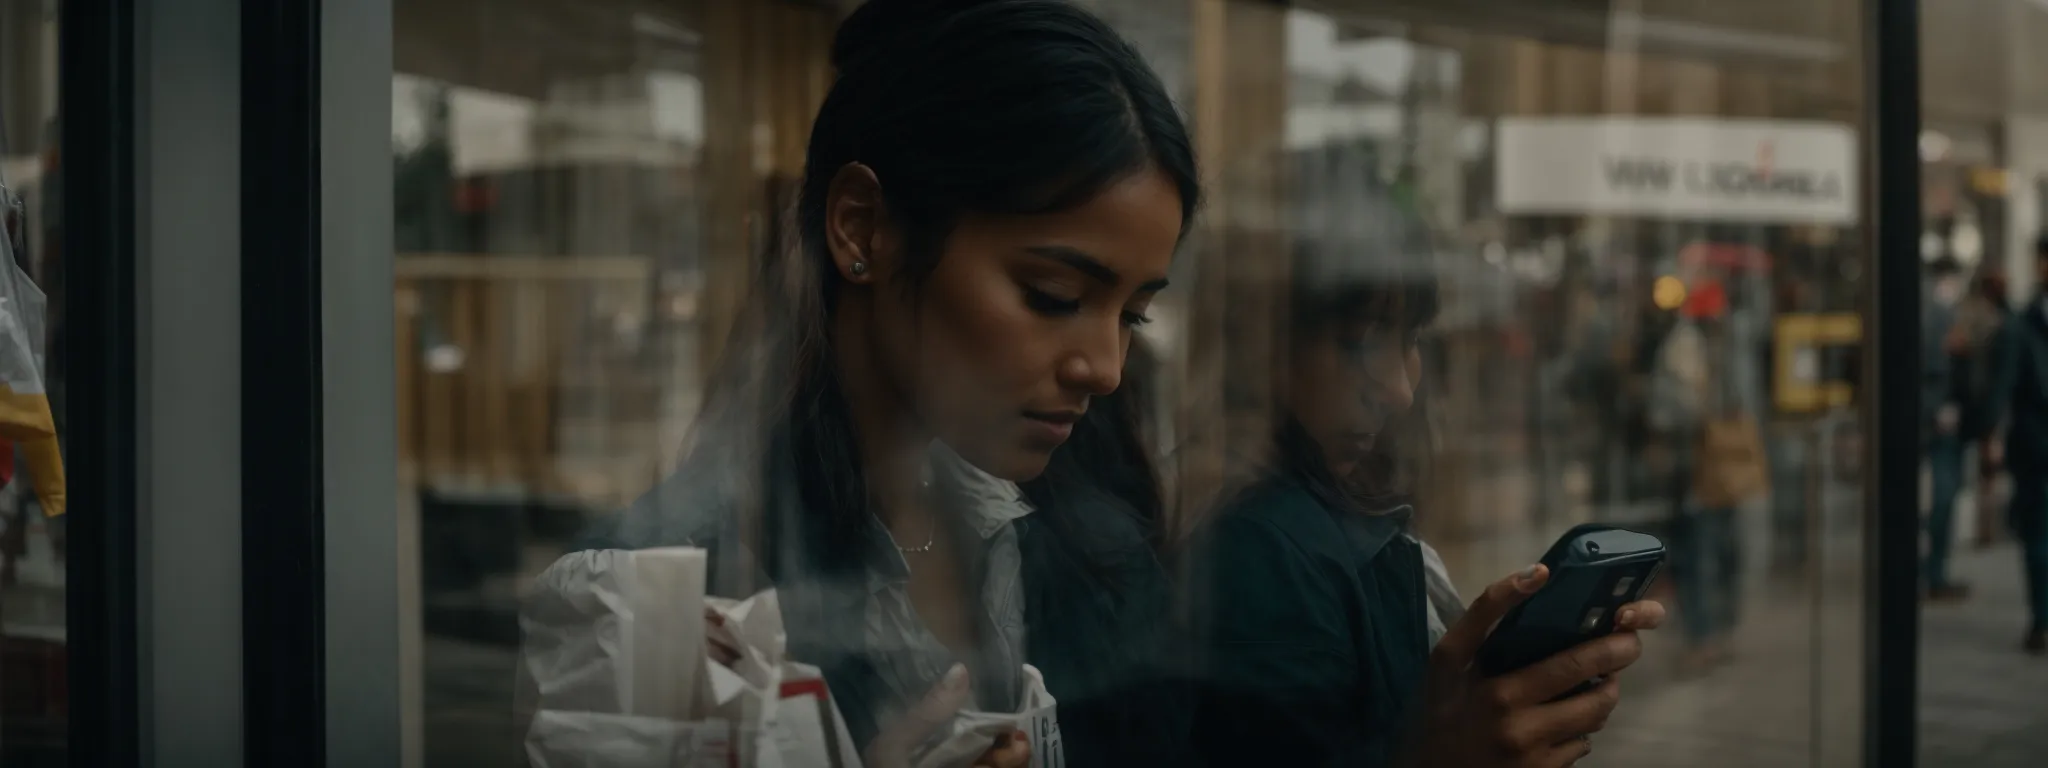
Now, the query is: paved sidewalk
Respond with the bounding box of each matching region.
[1590,542,2048,767]
[1915,542,2048,766]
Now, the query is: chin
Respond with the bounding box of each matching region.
[958,444,1054,484]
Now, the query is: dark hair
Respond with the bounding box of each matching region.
[689,0,1197,582]
[2035,232,2048,258]
[1281,149,1439,510]
[801,0,1200,289]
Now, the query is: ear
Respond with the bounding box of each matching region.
[824,163,892,285]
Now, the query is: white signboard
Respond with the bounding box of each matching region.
[1496,117,1858,225]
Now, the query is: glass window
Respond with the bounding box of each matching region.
[391,1,1882,765]
[0,0,66,764]
[1188,2,1870,764]
[1919,3,2048,765]
[394,1,835,763]
[1245,4,1875,765]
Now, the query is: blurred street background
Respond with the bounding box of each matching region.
[8,0,2048,765]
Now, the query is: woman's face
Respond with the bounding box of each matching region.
[854,168,1184,481]
[1288,321,1424,477]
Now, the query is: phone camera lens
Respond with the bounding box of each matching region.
[1586,541,1602,554]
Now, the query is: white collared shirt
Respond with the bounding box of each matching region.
[862,442,1035,719]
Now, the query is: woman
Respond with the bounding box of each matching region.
[1188,175,1666,767]
[538,1,1199,765]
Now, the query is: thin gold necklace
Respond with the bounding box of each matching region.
[898,525,937,554]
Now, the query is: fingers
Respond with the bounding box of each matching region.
[1614,600,1667,631]
[1494,632,1641,707]
[973,730,1032,768]
[1433,565,1549,672]
[865,664,973,768]
[1529,734,1596,768]
[1499,677,1621,753]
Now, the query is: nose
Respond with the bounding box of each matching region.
[1363,344,1416,414]
[1057,317,1126,397]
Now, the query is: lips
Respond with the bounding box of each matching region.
[1021,410,1083,446]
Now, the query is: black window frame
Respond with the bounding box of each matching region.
[241,0,328,765]
[61,0,141,764]
[1869,0,1923,766]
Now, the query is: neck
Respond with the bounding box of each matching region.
[831,298,932,535]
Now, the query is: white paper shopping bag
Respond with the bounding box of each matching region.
[911,665,1061,768]
[525,711,734,768]
[520,547,711,766]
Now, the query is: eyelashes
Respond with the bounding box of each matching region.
[1023,287,1152,329]
[1022,287,1081,316]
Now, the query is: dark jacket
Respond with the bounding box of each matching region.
[1190,474,1432,767]
[1991,303,2048,475]
[569,458,1195,768]
[1952,297,2014,441]
[1924,299,1959,438]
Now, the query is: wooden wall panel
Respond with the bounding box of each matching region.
[697,1,834,375]
[1173,0,1291,540]
[1455,19,1852,123]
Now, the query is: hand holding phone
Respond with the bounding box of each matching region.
[1476,524,1668,683]
[1404,532,1668,768]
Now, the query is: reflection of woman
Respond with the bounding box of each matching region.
[1189,187,1666,767]
[537,1,1200,765]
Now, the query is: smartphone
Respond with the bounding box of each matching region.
[1475,524,1667,686]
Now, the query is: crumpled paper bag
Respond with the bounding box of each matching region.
[520,550,864,768]
[913,665,1061,768]
[703,590,864,768]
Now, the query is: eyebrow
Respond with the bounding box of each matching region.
[1025,245,1171,292]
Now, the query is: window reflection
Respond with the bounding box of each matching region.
[392,1,1895,766]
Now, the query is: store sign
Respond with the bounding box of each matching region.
[1496,118,1859,225]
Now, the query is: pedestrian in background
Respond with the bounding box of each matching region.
[1950,269,2014,550]
[1924,256,1971,601]
[1986,235,2048,654]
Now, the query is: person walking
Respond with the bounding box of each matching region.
[1987,236,2048,654]
[1924,257,1971,600]
[1950,270,2014,550]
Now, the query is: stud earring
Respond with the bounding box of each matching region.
[850,261,869,277]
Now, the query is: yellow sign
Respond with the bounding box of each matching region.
[1969,166,2010,197]
[1774,313,1861,413]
